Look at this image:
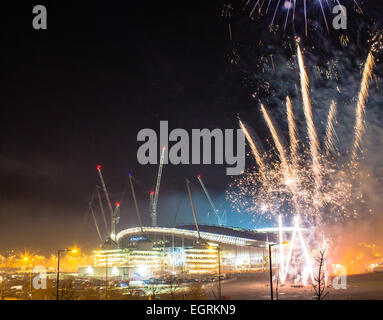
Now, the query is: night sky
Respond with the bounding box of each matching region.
[0,1,382,254]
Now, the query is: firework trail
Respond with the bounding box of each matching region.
[280,216,315,285]
[296,216,315,284]
[260,103,290,172]
[281,215,297,284]
[303,0,307,35]
[248,0,262,17]
[261,103,304,212]
[297,44,321,185]
[271,0,282,26]
[324,100,338,155]
[351,51,375,164]
[283,0,292,32]
[239,119,266,178]
[318,0,329,33]
[286,96,299,165]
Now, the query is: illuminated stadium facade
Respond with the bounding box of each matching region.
[88,225,278,279]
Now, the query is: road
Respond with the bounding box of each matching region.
[205,272,383,300]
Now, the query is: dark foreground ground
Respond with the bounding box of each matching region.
[205,272,383,300]
[2,271,382,300]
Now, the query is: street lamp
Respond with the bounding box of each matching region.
[29,258,35,296]
[25,257,35,298]
[0,276,3,300]
[268,241,289,300]
[22,255,33,299]
[56,248,78,300]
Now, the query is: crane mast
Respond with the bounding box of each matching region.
[186,179,201,239]
[151,146,166,227]
[89,196,103,242]
[129,174,144,234]
[197,174,225,226]
[149,190,154,212]
[114,202,120,226]
[96,185,109,236]
[97,165,118,241]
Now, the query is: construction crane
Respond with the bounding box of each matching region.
[97,165,118,241]
[129,173,144,234]
[197,174,226,226]
[151,146,166,227]
[149,190,154,213]
[96,185,109,236]
[88,196,103,242]
[185,179,201,240]
[114,201,120,225]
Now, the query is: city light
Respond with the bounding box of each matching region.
[86,266,94,275]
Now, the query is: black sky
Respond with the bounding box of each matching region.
[0,1,248,254]
[0,1,382,254]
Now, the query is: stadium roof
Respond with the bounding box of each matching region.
[116,225,277,247]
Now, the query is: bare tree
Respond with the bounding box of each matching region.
[312,244,329,300]
[147,285,161,300]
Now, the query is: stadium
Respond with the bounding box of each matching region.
[80,225,278,280]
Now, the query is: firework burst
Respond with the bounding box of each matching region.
[244,0,363,35]
[227,43,376,226]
